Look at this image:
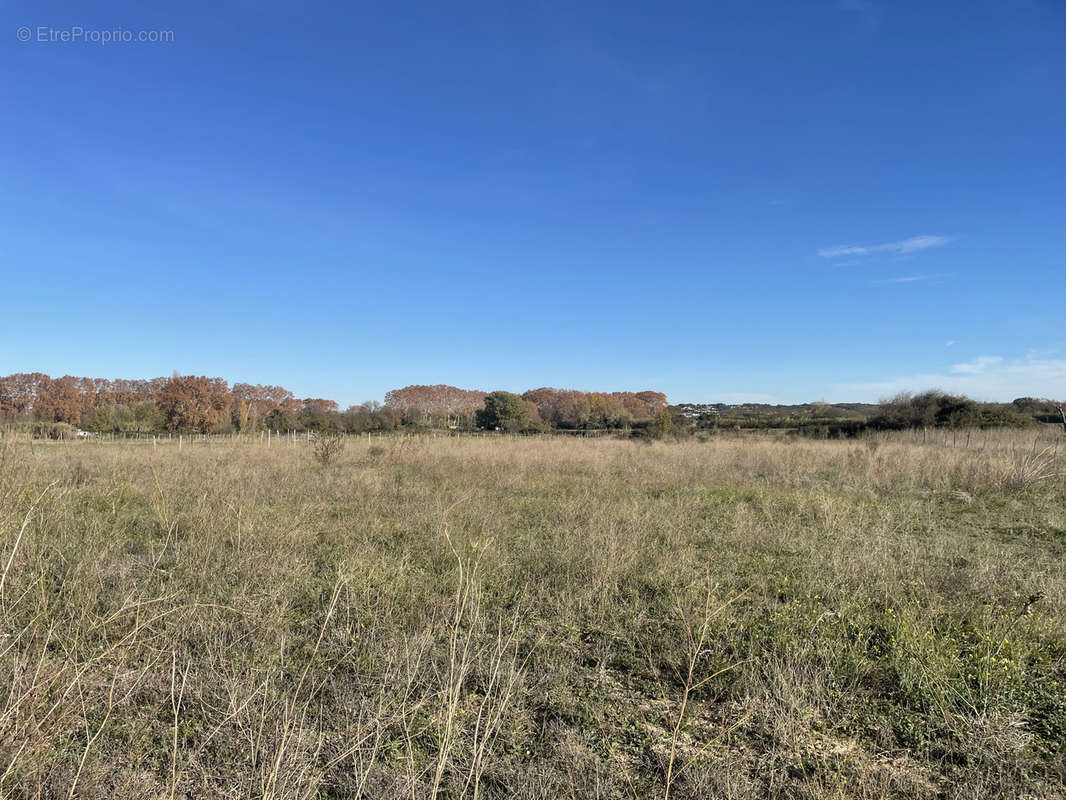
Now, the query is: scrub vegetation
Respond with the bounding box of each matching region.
[0,430,1064,798]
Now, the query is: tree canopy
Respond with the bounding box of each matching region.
[475,391,540,432]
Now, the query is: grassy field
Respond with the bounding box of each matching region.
[0,431,1064,799]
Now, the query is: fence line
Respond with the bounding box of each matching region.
[2,424,1062,458]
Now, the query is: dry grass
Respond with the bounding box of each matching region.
[0,431,1064,798]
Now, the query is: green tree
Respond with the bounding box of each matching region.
[656,406,675,436]
[476,391,539,432]
[90,401,162,434]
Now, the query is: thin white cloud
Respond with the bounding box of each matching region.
[945,340,955,347]
[835,354,1066,402]
[874,273,946,284]
[818,235,953,259]
[950,355,1003,375]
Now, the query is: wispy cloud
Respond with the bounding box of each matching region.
[835,354,1066,402]
[818,235,953,259]
[950,355,1003,375]
[874,273,947,284]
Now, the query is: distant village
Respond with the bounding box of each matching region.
[674,403,722,419]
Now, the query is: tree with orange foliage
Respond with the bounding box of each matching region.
[0,376,17,420]
[297,398,341,432]
[156,375,232,433]
[302,398,339,414]
[0,372,48,419]
[521,388,563,426]
[385,384,485,427]
[34,376,85,425]
[636,391,668,416]
[523,387,666,429]
[231,383,299,431]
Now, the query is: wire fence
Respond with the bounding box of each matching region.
[0,427,624,448]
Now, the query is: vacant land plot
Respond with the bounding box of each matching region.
[0,432,1063,799]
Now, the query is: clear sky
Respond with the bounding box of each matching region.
[3,1,1064,405]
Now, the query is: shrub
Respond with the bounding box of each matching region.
[870,391,979,430]
[312,433,345,466]
[32,421,78,439]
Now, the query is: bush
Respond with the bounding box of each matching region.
[312,433,345,466]
[870,391,980,430]
[33,421,78,439]
[655,407,675,437]
[90,401,162,434]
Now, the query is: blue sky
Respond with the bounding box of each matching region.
[3,1,1064,404]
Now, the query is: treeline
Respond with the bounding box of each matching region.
[382,385,669,430]
[676,391,1065,438]
[0,373,323,435]
[4,373,1060,439]
[0,374,668,436]
[869,392,1064,430]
